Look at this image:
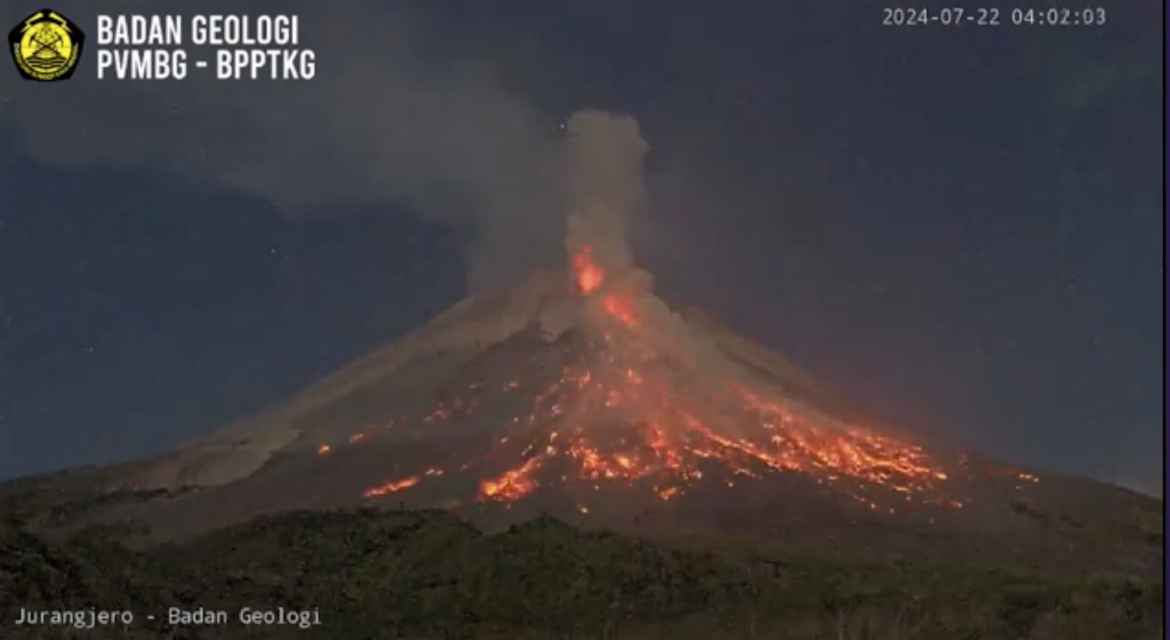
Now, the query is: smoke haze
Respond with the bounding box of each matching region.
[1,0,606,289]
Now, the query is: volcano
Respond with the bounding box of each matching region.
[7,111,1160,578]
[26,252,1159,576]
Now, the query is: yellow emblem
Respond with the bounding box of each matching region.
[9,9,85,81]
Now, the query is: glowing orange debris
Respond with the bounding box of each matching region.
[599,294,638,328]
[479,456,543,501]
[364,476,420,498]
[572,245,605,294]
[352,235,961,513]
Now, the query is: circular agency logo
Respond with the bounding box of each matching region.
[8,8,85,81]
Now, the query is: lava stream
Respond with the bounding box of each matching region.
[351,244,977,511]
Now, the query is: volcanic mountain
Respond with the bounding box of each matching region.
[6,111,1161,578]
[13,245,1158,577]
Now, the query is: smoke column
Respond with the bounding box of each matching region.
[563,110,650,275]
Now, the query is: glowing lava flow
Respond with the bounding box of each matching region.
[351,245,974,512]
[572,245,605,294]
[365,476,419,497]
[480,456,543,501]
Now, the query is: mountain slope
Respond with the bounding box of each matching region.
[4,265,1159,579]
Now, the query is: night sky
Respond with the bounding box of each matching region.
[0,2,1162,495]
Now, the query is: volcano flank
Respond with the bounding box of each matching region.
[5,111,1160,580]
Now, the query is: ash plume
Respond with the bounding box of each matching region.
[564,110,649,275]
[1,0,572,289]
[560,111,740,382]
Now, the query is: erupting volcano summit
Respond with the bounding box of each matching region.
[45,111,1156,576]
[124,110,968,514]
[357,227,963,513]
